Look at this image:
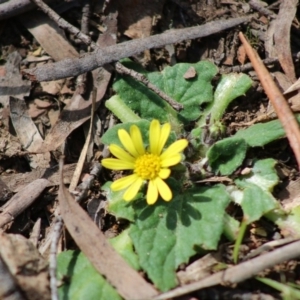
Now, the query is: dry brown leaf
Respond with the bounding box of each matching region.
[273,71,293,92]
[0,51,31,107]
[117,0,165,39]
[0,233,50,300]
[34,12,117,153]
[58,160,158,300]
[183,66,197,79]
[9,97,51,169]
[40,79,66,95]
[284,77,300,94]
[0,127,22,158]
[20,11,78,61]
[278,177,300,211]
[264,19,277,58]
[274,0,297,82]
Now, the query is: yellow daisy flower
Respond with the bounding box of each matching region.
[102,120,188,205]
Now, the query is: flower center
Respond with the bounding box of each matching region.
[134,153,161,180]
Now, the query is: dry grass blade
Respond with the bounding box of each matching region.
[69,88,96,192]
[239,32,300,169]
[58,159,158,300]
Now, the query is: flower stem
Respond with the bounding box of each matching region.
[105,95,141,123]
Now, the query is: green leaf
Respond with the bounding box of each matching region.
[57,251,122,300]
[129,181,230,291]
[101,120,150,147]
[102,182,136,222]
[109,229,140,271]
[207,137,248,175]
[101,120,176,149]
[209,73,253,123]
[242,158,279,192]
[233,159,279,224]
[223,213,240,241]
[113,60,218,124]
[257,277,300,300]
[267,206,300,238]
[234,118,286,147]
[233,115,300,147]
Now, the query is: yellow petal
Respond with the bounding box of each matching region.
[109,144,135,162]
[111,174,139,191]
[160,139,188,160]
[149,119,161,155]
[130,125,145,155]
[157,123,171,154]
[123,177,144,201]
[147,179,158,205]
[118,129,139,157]
[160,154,181,167]
[158,168,171,179]
[102,158,134,170]
[154,177,172,201]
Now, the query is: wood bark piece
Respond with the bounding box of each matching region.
[0,179,49,228]
[155,239,300,299]
[0,163,76,192]
[58,160,158,300]
[273,0,297,82]
[239,32,300,169]
[23,16,252,82]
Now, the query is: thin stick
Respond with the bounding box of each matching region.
[29,0,186,111]
[23,14,252,82]
[220,57,278,74]
[49,216,63,300]
[239,32,300,169]
[155,239,300,299]
[114,63,183,110]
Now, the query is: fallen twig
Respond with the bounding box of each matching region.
[115,63,183,110]
[220,57,278,74]
[248,0,276,18]
[0,0,76,20]
[155,239,300,299]
[0,179,49,228]
[239,32,300,169]
[23,15,252,82]
[49,216,63,300]
[29,0,186,111]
